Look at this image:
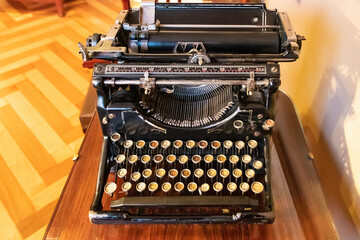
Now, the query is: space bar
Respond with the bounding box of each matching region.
[111,196,258,208]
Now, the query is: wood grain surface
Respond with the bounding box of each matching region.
[44,92,338,240]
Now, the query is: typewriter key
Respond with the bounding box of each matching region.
[174,182,184,192]
[153,154,163,164]
[235,141,245,150]
[104,182,117,195]
[187,182,197,192]
[232,169,242,178]
[213,182,223,192]
[204,154,214,164]
[262,119,275,131]
[168,169,178,179]
[141,155,151,164]
[136,182,146,192]
[233,120,244,130]
[149,140,159,149]
[248,140,258,149]
[211,141,221,150]
[192,155,201,164]
[181,169,191,179]
[162,182,172,192]
[142,169,152,179]
[124,140,133,148]
[220,169,230,178]
[115,154,126,164]
[179,155,188,164]
[186,140,195,149]
[194,168,204,178]
[240,182,250,193]
[227,182,237,193]
[245,169,255,180]
[148,182,158,192]
[121,182,132,192]
[251,181,264,194]
[136,140,145,149]
[253,160,263,170]
[217,155,226,164]
[156,168,166,178]
[229,155,239,164]
[128,155,138,164]
[200,183,210,193]
[174,140,183,149]
[117,168,127,178]
[110,133,121,142]
[161,140,171,149]
[166,154,176,164]
[199,140,208,149]
[131,172,141,182]
[223,140,233,149]
[207,168,217,178]
[242,155,252,164]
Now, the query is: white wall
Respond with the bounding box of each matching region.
[267,0,360,238]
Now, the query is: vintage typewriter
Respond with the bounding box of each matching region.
[78,1,303,224]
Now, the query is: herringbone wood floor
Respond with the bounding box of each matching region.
[0,0,126,239]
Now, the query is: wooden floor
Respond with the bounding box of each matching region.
[0,0,125,239]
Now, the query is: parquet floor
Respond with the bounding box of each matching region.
[0,0,126,239]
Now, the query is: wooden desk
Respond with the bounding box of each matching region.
[44,91,338,239]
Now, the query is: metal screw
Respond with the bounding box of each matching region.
[271,67,278,73]
[254,131,261,137]
[257,114,263,120]
[102,117,108,124]
[252,17,259,23]
[108,113,116,119]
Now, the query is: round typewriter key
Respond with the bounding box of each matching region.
[115,154,126,164]
[251,181,264,194]
[240,182,250,193]
[200,183,210,193]
[104,182,117,195]
[262,119,275,131]
[248,140,258,149]
[187,182,197,192]
[162,182,172,192]
[174,182,184,192]
[110,133,121,142]
[156,168,166,179]
[148,182,158,192]
[235,141,245,150]
[194,168,204,178]
[153,154,163,164]
[220,169,230,178]
[149,140,159,149]
[168,169,178,179]
[117,168,127,178]
[211,140,221,150]
[233,120,244,129]
[227,182,237,193]
[186,140,195,149]
[253,160,263,170]
[141,155,151,164]
[181,169,191,179]
[136,140,145,149]
[232,168,242,178]
[131,172,141,182]
[242,154,252,164]
[142,169,152,179]
[245,169,255,179]
[128,155,138,164]
[121,182,132,192]
[217,154,227,164]
[178,155,188,164]
[166,154,176,164]
[124,140,133,148]
[173,140,183,149]
[213,182,223,192]
[199,140,208,149]
[161,140,171,149]
[136,182,146,192]
[192,155,201,164]
[207,168,217,178]
[223,140,233,149]
[229,155,239,164]
[204,154,214,164]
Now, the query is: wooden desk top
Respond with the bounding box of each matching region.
[44,91,338,240]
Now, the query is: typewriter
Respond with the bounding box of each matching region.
[78,1,303,224]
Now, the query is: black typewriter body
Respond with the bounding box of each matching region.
[79,2,303,225]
